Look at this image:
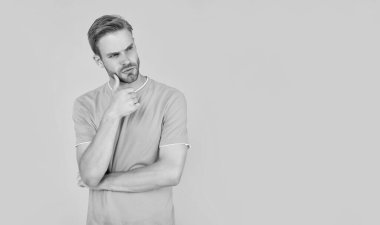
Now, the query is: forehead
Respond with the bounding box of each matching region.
[97,29,134,56]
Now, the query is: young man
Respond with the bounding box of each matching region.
[72,15,190,225]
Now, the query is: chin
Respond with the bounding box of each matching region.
[120,72,138,83]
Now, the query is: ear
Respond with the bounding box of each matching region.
[93,55,104,68]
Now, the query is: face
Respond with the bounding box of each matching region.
[95,29,140,83]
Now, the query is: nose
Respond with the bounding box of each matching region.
[119,52,130,65]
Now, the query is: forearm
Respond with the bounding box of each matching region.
[91,160,179,193]
[79,112,123,186]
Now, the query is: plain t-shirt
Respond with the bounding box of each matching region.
[72,76,189,225]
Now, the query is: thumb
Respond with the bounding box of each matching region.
[130,163,146,170]
[112,74,120,93]
[134,102,141,110]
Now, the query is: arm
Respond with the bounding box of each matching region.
[76,113,122,187]
[91,144,188,193]
[76,74,140,187]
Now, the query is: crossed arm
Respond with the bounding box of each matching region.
[75,89,189,193]
[76,141,188,193]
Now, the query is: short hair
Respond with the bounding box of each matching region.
[87,15,133,56]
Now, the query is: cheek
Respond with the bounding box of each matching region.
[129,52,139,63]
[133,56,140,66]
[104,61,119,71]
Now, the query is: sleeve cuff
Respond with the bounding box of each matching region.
[74,141,91,147]
[159,143,191,149]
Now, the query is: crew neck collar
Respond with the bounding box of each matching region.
[107,76,150,93]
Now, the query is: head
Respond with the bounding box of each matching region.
[88,15,140,83]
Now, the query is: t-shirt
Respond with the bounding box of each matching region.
[72,76,189,225]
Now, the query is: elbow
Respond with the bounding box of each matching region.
[82,177,101,188]
[79,170,103,187]
[167,170,182,186]
[158,159,186,187]
[171,177,180,186]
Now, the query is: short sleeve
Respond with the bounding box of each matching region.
[159,92,190,148]
[72,98,96,147]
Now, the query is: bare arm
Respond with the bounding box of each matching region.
[76,113,122,187]
[77,74,140,187]
[90,144,188,192]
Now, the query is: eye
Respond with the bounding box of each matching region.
[109,53,119,58]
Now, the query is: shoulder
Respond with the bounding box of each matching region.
[148,79,187,115]
[73,83,108,112]
[149,78,186,102]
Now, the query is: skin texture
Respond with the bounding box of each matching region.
[76,28,188,192]
[94,29,144,89]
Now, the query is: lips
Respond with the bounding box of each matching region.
[122,67,134,73]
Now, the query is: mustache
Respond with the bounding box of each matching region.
[119,64,137,73]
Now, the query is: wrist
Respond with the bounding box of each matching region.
[103,110,122,121]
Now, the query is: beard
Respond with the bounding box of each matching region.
[113,58,140,84]
[118,67,139,83]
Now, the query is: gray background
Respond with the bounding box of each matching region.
[0,0,379,224]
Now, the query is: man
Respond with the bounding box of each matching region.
[72,15,190,225]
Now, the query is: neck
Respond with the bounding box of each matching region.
[109,73,146,91]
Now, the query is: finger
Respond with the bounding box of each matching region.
[134,102,141,109]
[128,97,138,104]
[129,163,146,170]
[78,179,88,188]
[129,92,137,98]
[112,74,120,93]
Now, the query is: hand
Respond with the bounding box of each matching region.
[77,172,88,188]
[129,163,147,170]
[106,74,141,118]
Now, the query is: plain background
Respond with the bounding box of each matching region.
[0,0,379,224]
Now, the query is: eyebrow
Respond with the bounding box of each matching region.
[106,43,133,57]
